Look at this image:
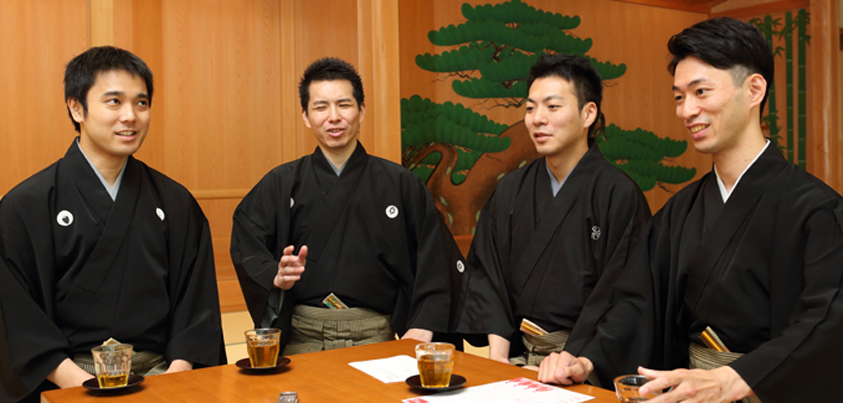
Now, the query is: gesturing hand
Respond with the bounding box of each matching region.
[274,245,308,290]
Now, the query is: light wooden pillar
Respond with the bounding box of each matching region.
[358,0,402,163]
[810,0,841,192]
[88,0,114,47]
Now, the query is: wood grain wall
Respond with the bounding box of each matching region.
[0,0,839,313]
[0,0,401,313]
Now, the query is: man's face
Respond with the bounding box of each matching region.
[302,79,365,154]
[69,69,150,164]
[672,56,751,155]
[524,76,592,158]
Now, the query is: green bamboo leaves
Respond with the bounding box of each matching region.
[750,9,810,168]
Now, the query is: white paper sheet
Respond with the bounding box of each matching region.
[402,377,595,403]
[348,355,419,383]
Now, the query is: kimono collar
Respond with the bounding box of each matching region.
[543,142,596,197]
[312,141,368,178]
[714,139,770,203]
[75,138,129,201]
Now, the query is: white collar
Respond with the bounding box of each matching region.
[714,140,770,203]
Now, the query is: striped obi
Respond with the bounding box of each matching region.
[284,304,394,355]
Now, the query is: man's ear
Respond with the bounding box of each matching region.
[67,98,85,123]
[301,109,311,129]
[747,73,767,109]
[581,102,597,129]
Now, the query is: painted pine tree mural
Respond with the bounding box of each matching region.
[402,0,695,234]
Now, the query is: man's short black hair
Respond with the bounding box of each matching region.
[64,46,153,133]
[298,57,364,113]
[526,53,605,140]
[667,17,774,118]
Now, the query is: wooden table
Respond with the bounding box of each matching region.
[41,339,617,402]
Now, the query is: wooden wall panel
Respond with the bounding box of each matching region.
[0,0,88,194]
[119,0,400,312]
[809,0,841,192]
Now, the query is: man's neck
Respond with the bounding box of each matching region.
[712,128,767,192]
[319,142,358,172]
[545,141,589,183]
[78,139,128,187]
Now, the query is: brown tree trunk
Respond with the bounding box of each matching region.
[427,120,538,235]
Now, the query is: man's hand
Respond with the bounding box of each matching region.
[401,328,433,342]
[637,366,753,403]
[46,358,95,388]
[537,351,593,385]
[274,245,308,290]
[164,359,193,374]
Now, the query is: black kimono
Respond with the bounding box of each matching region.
[644,144,843,402]
[231,143,464,349]
[0,141,226,402]
[456,144,651,384]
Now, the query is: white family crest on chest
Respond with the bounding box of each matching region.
[290,197,294,208]
[156,208,165,221]
[591,225,601,241]
[56,210,74,227]
[456,260,465,273]
[385,205,399,219]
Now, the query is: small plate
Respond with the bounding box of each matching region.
[405,374,466,392]
[236,356,291,372]
[83,374,145,391]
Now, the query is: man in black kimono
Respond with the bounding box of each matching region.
[231,58,464,354]
[456,53,651,385]
[540,18,843,402]
[0,47,226,402]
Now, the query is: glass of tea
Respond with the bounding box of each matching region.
[91,344,132,388]
[245,328,281,368]
[614,374,661,402]
[415,342,455,388]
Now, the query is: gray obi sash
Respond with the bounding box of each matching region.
[513,330,571,367]
[284,305,394,355]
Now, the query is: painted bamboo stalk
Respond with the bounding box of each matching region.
[796,9,808,169]
[762,15,781,146]
[784,12,794,163]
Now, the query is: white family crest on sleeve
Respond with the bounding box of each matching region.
[290,197,295,208]
[156,208,166,221]
[591,225,601,241]
[385,205,399,219]
[56,210,74,227]
[456,260,465,273]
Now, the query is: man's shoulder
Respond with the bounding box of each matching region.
[257,156,311,183]
[587,156,647,196]
[365,155,413,176]
[652,173,711,221]
[778,166,843,211]
[495,158,542,190]
[1,162,61,206]
[135,160,195,202]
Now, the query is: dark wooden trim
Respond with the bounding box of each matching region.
[710,0,810,19]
